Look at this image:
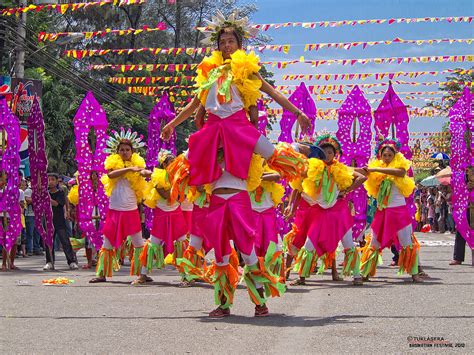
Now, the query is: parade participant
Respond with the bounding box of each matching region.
[89,128,151,285]
[68,172,99,269]
[286,136,366,286]
[176,183,212,284]
[160,10,309,318]
[249,161,286,280]
[361,138,424,282]
[140,150,188,285]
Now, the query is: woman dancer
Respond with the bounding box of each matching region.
[89,129,151,285]
[140,150,188,285]
[286,136,366,286]
[361,138,423,282]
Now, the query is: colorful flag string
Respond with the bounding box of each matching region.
[197,15,473,32]
[38,23,166,42]
[89,63,198,72]
[245,38,473,53]
[1,0,145,16]
[64,47,212,59]
[262,54,474,68]
[109,76,194,84]
[281,69,473,81]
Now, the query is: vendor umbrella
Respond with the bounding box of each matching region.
[420,175,440,187]
[431,152,450,160]
[435,166,452,185]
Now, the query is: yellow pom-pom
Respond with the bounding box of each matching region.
[247,154,265,192]
[302,158,325,198]
[67,185,79,206]
[261,181,285,206]
[102,152,147,202]
[364,152,415,198]
[151,168,170,190]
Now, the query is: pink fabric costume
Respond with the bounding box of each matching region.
[191,205,212,253]
[151,207,188,255]
[371,205,411,250]
[305,199,353,257]
[290,199,313,251]
[102,209,141,249]
[253,207,278,257]
[188,110,260,185]
[205,191,257,263]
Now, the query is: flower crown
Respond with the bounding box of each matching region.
[158,149,175,166]
[374,137,401,158]
[199,10,259,46]
[314,134,343,155]
[104,127,145,154]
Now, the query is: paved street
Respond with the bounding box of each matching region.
[1,232,473,354]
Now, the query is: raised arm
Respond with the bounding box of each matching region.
[257,73,311,132]
[161,96,202,141]
[368,167,406,177]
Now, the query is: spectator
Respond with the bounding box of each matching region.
[436,186,447,233]
[445,186,455,233]
[43,173,78,271]
[427,189,436,232]
[415,196,422,232]
[23,179,44,255]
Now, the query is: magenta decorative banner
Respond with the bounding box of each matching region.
[0,97,22,251]
[374,83,416,222]
[449,87,473,247]
[145,92,176,230]
[374,83,412,159]
[148,92,176,166]
[278,82,316,143]
[27,97,54,248]
[257,100,268,136]
[73,92,109,250]
[336,85,372,240]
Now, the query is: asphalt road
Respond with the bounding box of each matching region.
[1,232,473,354]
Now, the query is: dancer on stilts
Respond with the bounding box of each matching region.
[285,136,367,286]
[89,129,152,285]
[160,10,310,317]
[361,138,424,282]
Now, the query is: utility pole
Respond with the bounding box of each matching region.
[174,0,181,48]
[14,0,27,79]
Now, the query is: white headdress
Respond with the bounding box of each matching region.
[104,127,145,154]
[198,10,259,46]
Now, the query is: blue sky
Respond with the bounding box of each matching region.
[247,0,473,136]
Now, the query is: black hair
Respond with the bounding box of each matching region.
[319,143,337,155]
[117,140,134,152]
[217,28,242,49]
[380,145,396,155]
[48,173,59,179]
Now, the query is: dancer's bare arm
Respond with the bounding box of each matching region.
[366,167,406,177]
